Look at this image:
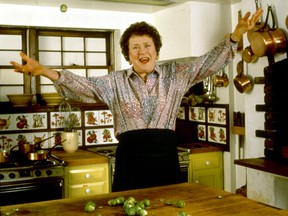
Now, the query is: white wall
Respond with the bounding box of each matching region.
[0,3,152,70]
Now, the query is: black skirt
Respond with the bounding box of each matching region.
[112,129,182,192]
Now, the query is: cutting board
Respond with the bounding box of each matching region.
[1,183,288,216]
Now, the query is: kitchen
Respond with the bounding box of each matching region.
[0,0,288,213]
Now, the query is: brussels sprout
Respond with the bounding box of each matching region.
[116,196,125,204]
[108,199,117,206]
[85,201,96,213]
[177,211,187,216]
[142,199,151,207]
[136,201,145,209]
[125,206,137,216]
[136,208,148,216]
[176,200,186,208]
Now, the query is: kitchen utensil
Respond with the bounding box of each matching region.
[41,92,65,106]
[237,10,243,52]
[0,149,10,163]
[34,135,55,149]
[242,46,259,63]
[26,140,66,161]
[7,94,34,107]
[250,6,287,57]
[247,0,268,42]
[18,143,35,154]
[234,60,253,93]
[203,76,217,102]
[213,68,229,87]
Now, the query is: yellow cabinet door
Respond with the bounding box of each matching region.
[192,168,223,189]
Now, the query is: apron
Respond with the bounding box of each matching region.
[112,129,182,192]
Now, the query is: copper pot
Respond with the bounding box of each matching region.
[242,46,259,63]
[250,6,287,57]
[234,60,253,93]
[213,68,229,87]
[247,0,269,42]
[0,150,10,163]
[26,140,66,161]
[19,143,35,154]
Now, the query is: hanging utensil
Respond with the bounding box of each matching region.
[234,60,253,93]
[247,0,268,42]
[237,10,243,52]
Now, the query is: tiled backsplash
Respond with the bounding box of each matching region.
[0,104,118,151]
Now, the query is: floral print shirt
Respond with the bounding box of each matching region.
[54,38,237,137]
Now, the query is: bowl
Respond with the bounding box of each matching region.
[41,93,65,105]
[7,94,34,107]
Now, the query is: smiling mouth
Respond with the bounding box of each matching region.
[139,57,149,64]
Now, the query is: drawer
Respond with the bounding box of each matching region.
[68,182,107,198]
[67,166,107,184]
[190,152,222,170]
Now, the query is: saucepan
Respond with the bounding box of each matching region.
[247,0,269,42]
[0,149,10,163]
[250,6,287,57]
[26,139,66,161]
[242,46,259,63]
[213,68,229,87]
[18,135,54,155]
[233,60,253,93]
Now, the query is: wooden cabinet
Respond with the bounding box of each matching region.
[65,163,109,198]
[188,151,223,189]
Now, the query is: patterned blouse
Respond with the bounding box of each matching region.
[54,38,237,137]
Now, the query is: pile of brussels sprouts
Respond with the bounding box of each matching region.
[84,196,188,216]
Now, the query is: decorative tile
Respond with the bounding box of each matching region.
[0,134,15,150]
[177,107,185,120]
[85,128,101,145]
[31,112,47,129]
[14,113,31,130]
[98,128,118,144]
[50,111,81,129]
[99,110,113,126]
[85,110,100,126]
[0,114,12,131]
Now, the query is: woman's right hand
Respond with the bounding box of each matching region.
[10,52,60,80]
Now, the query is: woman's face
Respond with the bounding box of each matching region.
[128,35,158,76]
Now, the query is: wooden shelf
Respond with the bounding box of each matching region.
[232,126,245,135]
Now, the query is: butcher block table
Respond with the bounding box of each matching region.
[1,182,288,216]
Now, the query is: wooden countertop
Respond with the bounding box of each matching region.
[1,182,287,215]
[234,157,288,177]
[52,149,108,166]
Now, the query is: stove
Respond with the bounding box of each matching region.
[0,151,66,206]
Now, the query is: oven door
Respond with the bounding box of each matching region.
[0,177,64,206]
[179,163,189,183]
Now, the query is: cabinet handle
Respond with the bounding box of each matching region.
[85,188,91,194]
[205,161,210,166]
[85,173,91,179]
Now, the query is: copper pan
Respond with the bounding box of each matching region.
[242,46,259,63]
[233,60,253,93]
[247,0,269,42]
[26,139,66,161]
[250,6,286,57]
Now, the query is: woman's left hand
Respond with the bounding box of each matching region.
[231,8,263,42]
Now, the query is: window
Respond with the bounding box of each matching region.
[0,27,113,101]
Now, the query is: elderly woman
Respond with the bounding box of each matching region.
[10,8,262,192]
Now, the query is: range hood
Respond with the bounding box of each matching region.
[94,0,178,6]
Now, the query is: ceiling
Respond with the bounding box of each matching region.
[1,0,240,13]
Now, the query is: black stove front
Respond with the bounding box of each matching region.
[0,151,66,206]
